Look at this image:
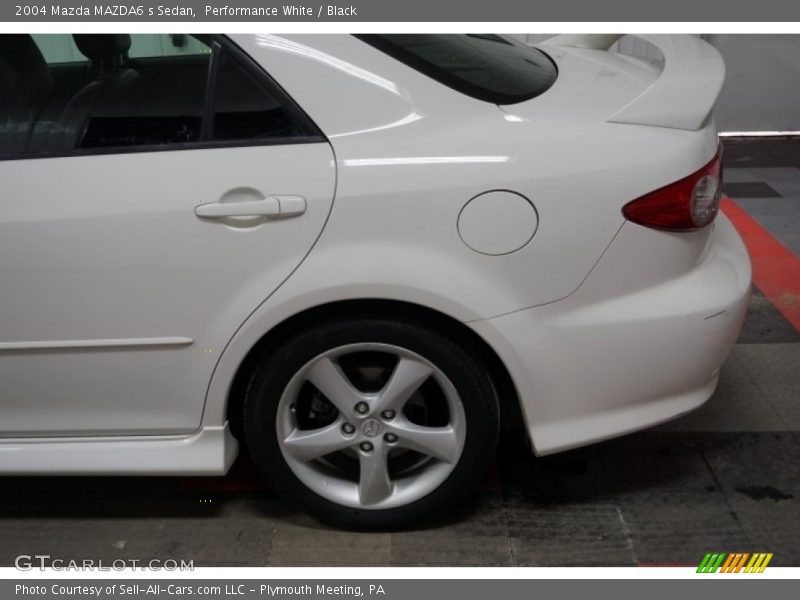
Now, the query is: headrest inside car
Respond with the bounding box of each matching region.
[73,34,131,62]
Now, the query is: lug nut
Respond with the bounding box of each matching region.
[381,409,396,420]
[384,433,398,443]
[342,423,355,435]
[354,402,369,415]
[359,441,374,452]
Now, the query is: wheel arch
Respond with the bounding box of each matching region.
[222,298,525,446]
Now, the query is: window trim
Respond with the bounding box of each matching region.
[200,37,222,142]
[0,34,327,162]
[355,34,558,105]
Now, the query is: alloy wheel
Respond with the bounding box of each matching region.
[275,343,466,509]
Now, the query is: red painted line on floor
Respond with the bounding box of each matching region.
[722,197,800,331]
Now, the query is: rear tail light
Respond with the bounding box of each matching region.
[622,147,722,231]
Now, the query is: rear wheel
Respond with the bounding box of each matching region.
[243,317,499,529]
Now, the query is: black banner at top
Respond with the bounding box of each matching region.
[2,0,800,22]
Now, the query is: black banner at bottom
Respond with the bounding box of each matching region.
[3,578,794,600]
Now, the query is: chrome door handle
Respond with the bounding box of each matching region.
[194,196,306,219]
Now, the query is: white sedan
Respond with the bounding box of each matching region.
[0,33,751,528]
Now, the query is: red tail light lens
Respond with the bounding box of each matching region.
[622,147,722,231]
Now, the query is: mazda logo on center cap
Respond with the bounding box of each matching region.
[361,418,382,438]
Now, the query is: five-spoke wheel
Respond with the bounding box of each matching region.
[244,316,499,529]
[277,344,466,509]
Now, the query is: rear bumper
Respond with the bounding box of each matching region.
[469,213,751,455]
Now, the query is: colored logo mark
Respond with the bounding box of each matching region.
[697,552,773,573]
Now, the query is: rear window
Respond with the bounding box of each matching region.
[356,34,557,105]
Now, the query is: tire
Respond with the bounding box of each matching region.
[243,316,499,530]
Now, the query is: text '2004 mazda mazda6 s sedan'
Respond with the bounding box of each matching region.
[0,33,751,528]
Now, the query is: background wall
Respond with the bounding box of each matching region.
[705,35,800,132]
[518,34,800,132]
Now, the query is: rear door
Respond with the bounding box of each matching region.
[0,34,335,436]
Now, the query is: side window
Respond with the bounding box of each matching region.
[213,50,307,141]
[78,35,211,149]
[0,34,319,160]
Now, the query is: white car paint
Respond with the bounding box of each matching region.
[0,34,750,473]
[544,34,726,131]
[0,144,335,436]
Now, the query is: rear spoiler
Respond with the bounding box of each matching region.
[542,34,725,131]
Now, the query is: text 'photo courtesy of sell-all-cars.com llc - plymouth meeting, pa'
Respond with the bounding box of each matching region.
[0,32,749,529]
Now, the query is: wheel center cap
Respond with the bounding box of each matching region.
[360,418,382,438]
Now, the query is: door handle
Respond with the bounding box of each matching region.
[194,196,306,219]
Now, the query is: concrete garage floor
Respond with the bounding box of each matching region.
[0,139,798,568]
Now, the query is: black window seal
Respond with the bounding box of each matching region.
[0,135,329,162]
[0,34,328,162]
[199,37,222,142]
[354,34,558,106]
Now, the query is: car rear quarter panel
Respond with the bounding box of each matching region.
[204,35,722,431]
[233,33,720,317]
